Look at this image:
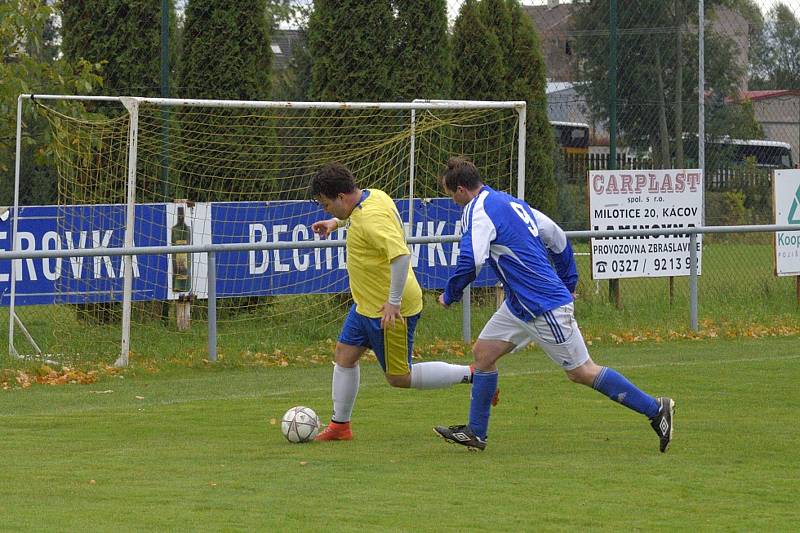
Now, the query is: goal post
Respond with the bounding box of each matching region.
[7,95,526,366]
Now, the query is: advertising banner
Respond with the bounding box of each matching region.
[0,199,495,306]
[774,169,800,276]
[589,169,703,279]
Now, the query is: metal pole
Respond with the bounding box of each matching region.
[408,109,416,236]
[517,104,526,200]
[160,0,171,325]
[698,0,705,172]
[608,0,621,307]
[8,96,24,358]
[689,232,698,331]
[19,95,525,111]
[609,0,618,169]
[207,251,217,362]
[461,284,471,344]
[161,1,169,102]
[116,98,140,368]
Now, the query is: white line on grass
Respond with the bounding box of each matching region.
[2,352,797,417]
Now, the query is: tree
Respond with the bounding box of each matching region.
[507,1,557,213]
[1,1,102,205]
[394,0,451,100]
[269,2,313,101]
[61,0,175,97]
[447,0,508,195]
[307,0,396,101]
[452,0,557,212]
[451,0,505,101]
[176,0,276,202]
[750,3,800,89]
[573,0,758,165]
[179,0,272,100]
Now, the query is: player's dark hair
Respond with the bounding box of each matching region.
[440,156,482,192]
[310,163,357,199]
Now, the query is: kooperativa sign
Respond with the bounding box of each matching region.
[774,169,800,276]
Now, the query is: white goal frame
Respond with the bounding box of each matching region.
[10,95,527,365]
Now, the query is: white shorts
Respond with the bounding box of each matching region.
[478,302,590,371]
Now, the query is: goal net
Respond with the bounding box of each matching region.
[7,97,524,365]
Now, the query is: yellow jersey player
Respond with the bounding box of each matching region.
[309,163,495,441]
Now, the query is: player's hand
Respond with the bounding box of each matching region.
[311,219,338,239]
[437,293,450,308]
[379,302,403,329]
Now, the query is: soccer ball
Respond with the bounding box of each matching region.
[281,406,321,443]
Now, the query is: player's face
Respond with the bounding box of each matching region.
[444,184,470,207]
[315,193,349,219]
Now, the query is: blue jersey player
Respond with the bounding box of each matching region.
[433,157,675,453]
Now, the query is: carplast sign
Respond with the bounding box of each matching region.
[589,169,703,279]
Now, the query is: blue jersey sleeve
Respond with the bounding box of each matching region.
[549,240,578,293]
[443,233,477,304]
[532,208,578,293]
[443,196,496,304]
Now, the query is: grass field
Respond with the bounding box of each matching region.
[2,336,798,531]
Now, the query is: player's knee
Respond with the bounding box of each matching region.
[385,373,411,388]
[472,349,495,370]
[566,360,599,386]
[565,370,586,384]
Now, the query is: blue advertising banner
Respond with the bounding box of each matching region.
[0,199,496,307]
[0,204,166,306]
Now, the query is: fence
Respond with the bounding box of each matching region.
[2,224,797,367]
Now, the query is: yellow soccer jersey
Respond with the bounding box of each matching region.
[344,189,423,318]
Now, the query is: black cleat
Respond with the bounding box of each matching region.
[433,424,486,451]
[650,397,675,453]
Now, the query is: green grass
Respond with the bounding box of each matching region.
[2,336,799,531]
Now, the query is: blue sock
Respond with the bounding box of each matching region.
[592,367,659,419]
[469,369,498,440]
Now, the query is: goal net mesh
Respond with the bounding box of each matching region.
[13,99,521,364]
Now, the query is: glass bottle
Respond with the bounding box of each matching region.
[171,206,192,293]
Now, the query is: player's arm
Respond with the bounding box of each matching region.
[442,205,495,306]
[380,252,410,328]
[532,208,578,293]
[372,210,413,328]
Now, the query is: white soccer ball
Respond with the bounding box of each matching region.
[281,406,321,443]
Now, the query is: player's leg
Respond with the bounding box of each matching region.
[435,303,522,450]
[316,305,369,441]
[467,338,513,435]
[372,313,472,389]
[535,304,674,452]
[572,358,674,453]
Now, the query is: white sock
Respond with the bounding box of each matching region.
[410,362,471,390]
[331,363,359,423]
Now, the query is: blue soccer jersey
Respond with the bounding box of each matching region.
[443,185,578,321]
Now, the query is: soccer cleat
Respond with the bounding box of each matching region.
[433,424,486,451]
[314,421,353,441]
[649,397,675,453]
[469,365,501,407]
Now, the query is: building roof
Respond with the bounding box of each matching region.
[270,29,305,70]
[546,81,574,94]
[741,90,800,101]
